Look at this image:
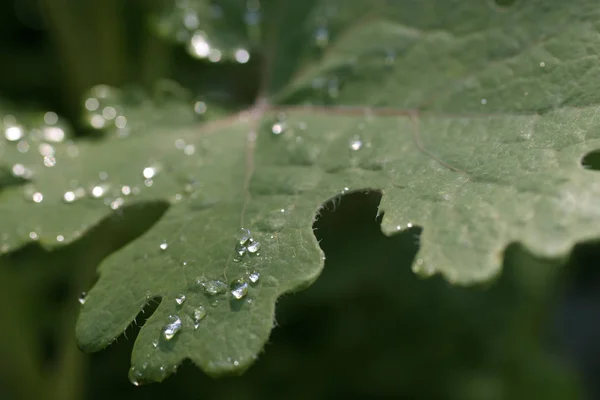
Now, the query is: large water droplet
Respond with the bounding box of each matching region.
[236,228,252,245]
[193,306,206,329]
[175,294,186,305]
[230,279,248,300]
[200,279,228,296]
[247,240,260,253]
[162,315,182,340]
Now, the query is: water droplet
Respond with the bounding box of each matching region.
[540,61,546,68]
[159,242,168,251]
[90,184,109,198]
[193,306,206,328]
[78,292,87,304]
[110,197,124,210]
[349,138,363,151]
[236,244,247,258]
[247,240,260,253]
[29,231,39,240]
[56,235,65,242]
[271,122,285,135]
[407,222,413,228]
[142,164,160,179]
[234,48,250,64]
[63,187,85,203]
[194,101,207,115]
[189,31,211,58]
[200,279,228,296]
[175,294,186,305]
[314,25,329,48]
[32,192,43,203]
[11,164,32,179]
[129,367,141,386]
[184,144,195,155]
[230,279,248,300]
[248,271,260,283]
[4,125,24,141]
[236,228,252,245]
[480,98,487,105]
[121,185,131,196]
[162,315,182,340]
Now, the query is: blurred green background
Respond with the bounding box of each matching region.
[1,1,600,399]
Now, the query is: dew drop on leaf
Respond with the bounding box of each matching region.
[230,279,248,300]
[247,240,260,253]
[159,241,168,251]
[314,25,329,48]
[234,48,250,64]
[78,292,87,305]
[175,294,186,305]
[248,271,260,284]
[200,279,228,296]
[350,138,363,151]
[162,315,182,340]
[194,101,207,115]
[90,184,109,198]
[193,306,206,329]
[236,228,252,245]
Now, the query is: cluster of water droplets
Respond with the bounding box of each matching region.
[234,227,261,262]
[82,85,129,136]
[3,111,73,180]
[152,0,253,64]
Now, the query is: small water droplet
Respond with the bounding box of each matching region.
[234,48,250,64]
[142,164,160,179]
[314,25,329,48]
[110,197,124,210]
[271,122,285,135]
[200,280,228,296]
[159,242,168,251]
[540,61,546,68]
[248,271,260,283]
[91,184,109,198]
[5,125,24,141]
[78,292,87,304]
[162,315,182,340]
[29,231,39,240]
[236,244,247,258]
[121,185,131,196]
[32,192,43,203]
[480,98,487,105]
[407,222,413,228]
[193,306,206,328]
[184,144,195,155]
[236,228,252,245]
[384,50,396,66]
[152,339,158,348]
[247,240,260,253]
[194,101,207,115]
[233,360,240,366]
[350,137,363,151]
[129,367,141,386]
[175,294,186,305]
[56,235,65,242]
[63,187,86,203]
[230,279,249,300]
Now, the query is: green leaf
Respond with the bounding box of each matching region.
[3,0,600,383]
